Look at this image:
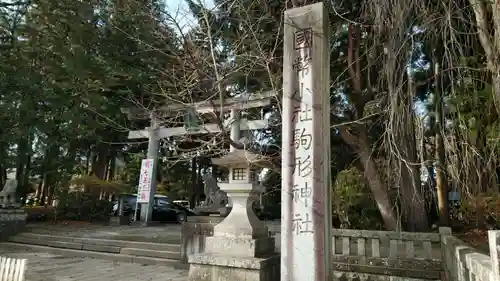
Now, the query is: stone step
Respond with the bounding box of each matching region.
[120,248,180,260]
[0,242,188,269]
[11,233,180,252]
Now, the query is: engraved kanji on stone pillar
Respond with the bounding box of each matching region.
[281,3,332,281]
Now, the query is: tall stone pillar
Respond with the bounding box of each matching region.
[187,150,279,281]
[281,3,332,281]
[139,114,159,224]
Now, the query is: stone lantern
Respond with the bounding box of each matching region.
[210,149,268,239]
[188,149,279,281]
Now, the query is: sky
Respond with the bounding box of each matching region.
[165,0,214,32]
[167,0,214,8]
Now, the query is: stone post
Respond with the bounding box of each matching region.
[488,230,500,281]
[187,150,279,281]
[139,114,160,224]
[281,3,331,281]
[439,227,452,280]
[118,196,125,216]
[109,195,129,226]
[229,108,240,152]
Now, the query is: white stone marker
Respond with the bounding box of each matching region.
[281,3,331,281]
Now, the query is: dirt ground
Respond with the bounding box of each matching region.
[455,229,491,254]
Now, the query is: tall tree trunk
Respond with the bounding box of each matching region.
[16,136,31,197]
[39,144,58,204]
[85,148,92,175]
[40,174,50,206]
[422,138,438,224]
[0,166,5,189]
[86,144,109,194]
[21,155,32,199]
[0,145,6,188]
[62,141,78,185]
[90,150,97,176]
[42,173,56,206]
[397,111,429,231]
[93,144,110,180]
[389,78,429,232]
[190,157,197,208]
[451,121,462,192]
[469,0,500,115]
[340,127,399,230]
[37,147,51,202]
[434,61,450,226]
[35,175,43,202]
[342,24,398,230]
[108,156,116,181]
[474,118,496,194]
[47,180,55,205]
[196,159,203,205]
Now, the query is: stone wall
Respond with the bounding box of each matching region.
[441,231,499,281]
[0,209,27,241]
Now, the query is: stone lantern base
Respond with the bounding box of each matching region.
[188,252,279,281]
[187,149,280,281]
[188,232,280,281]
[187,211,280,281]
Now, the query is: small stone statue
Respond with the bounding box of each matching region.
[0,179,19,208]
[202,174,228,209]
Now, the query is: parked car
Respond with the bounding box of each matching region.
[173,200,190,209]
[112,194,195,223]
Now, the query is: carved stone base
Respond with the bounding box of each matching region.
[205,236,275,258]
[193,206,227,216]
[212,184,268,239]
[186,216,226,224]
[188,254,280,281]
[188,230,278,281]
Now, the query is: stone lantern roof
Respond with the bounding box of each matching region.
[211,149,272,168]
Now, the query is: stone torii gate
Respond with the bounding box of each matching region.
[122,91,276,223]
